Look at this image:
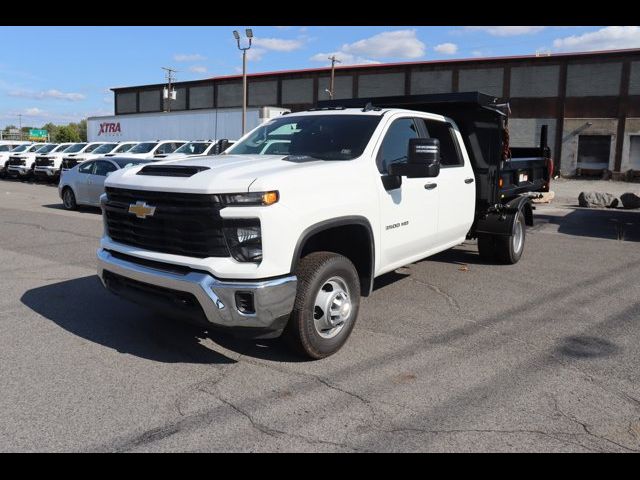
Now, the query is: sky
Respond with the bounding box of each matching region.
[1,25,639,128]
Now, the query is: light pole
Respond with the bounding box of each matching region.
[326,55,341,99]
[234,28,253,135]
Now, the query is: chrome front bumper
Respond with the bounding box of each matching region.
[34,166,59,176]
[97,248,297,337]
[7,166,30,176]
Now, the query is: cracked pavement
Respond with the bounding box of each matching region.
[1,179,640,452]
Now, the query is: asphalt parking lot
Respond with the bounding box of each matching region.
[1,178,639,452]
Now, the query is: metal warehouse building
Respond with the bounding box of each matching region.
[111,48,640,179]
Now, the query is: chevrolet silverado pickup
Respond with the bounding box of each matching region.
[96,92,552,359]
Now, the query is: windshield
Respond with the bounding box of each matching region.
[11,144,31,152]
[174,142,211,155]
[65,143,87,153]
[129,142,158,154]
[0,145,13,152]
[93,143,118,154]
[113,158,152,169]
[84,143,104,153]
[28,144,45,152]
[227,114,382,160]
[37,144,57,153]
[113,143,136,153]
[52,144,72,152]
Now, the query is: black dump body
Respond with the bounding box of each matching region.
[317,92,552,209]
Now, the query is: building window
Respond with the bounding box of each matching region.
[189,85,214,109]
[629,136,640,169]
[139,89,161,112]
[282,78,313,104]
[169,87,187,111]
[577,135,611,171]
[116,92,136,114]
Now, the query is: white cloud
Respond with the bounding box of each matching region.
[434,42,458,55]
[8,89,86,101]
[341,30,426,59]
[173,53,206,62]
[253,37,304,52]
[553,26,640,52]
[309,51,380,66]
[465,26,546,36]
[275,26,292,30]
[471,50,485,57]
[246,48,266,61]
[309,29,425,66]
[189,65,208,74]
[25,107,46,116]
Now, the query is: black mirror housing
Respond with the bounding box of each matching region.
[388,138,440,178]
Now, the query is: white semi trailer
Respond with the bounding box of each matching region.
[87,106,289,143]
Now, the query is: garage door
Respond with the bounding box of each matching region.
[629,135,640,169]
[577,135,611,170]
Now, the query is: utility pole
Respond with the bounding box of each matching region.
[327,55,342,99]
[233,28,253,135]
[18,114,23,140]
[162,67,177,112]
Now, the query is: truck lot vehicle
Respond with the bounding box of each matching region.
[103,142,139,157]
[121,140,186,160]
[96,92,552,359]
[161,139,236,160]
[59,157,153,209]
[6,143,58,179]
[33,143,75,181]
[60,142,106,172]
[1,143,35,178]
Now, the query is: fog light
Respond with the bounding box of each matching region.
[235,291,255,315]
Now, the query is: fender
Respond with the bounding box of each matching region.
[475,196,533,237]
[290,216,376,296]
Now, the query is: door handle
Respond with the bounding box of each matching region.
[424,183,437,190]
[464,178,474,184]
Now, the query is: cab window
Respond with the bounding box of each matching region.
[78,162,95,174]
[420,119,463,167]
[94,161,117,176]
[377,118,420,174]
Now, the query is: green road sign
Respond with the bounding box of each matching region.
[29,129,48,139]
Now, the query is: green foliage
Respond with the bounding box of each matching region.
[2,119,87,142]
[55,125,82,143]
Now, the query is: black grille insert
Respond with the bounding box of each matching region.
[8,157,25,166]
[137,165,210,177]
[35,157,53,167]
[104,187,230,258]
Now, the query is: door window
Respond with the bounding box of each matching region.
[421,120,463,167]
[94,161,117,176]
[377,118,420,173]
[78,162,95,174]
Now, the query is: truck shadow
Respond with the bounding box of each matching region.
[535,208,640,242]
[20,275,305,364]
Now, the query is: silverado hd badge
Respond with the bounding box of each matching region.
[128,201,156,219]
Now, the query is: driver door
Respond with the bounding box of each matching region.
[375,116,439,271]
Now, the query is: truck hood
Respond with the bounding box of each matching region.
[106,154,329,194]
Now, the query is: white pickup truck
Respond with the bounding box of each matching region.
[97,93,552,359]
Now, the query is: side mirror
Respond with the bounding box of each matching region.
[388,138,440,178]
[213,139,230,155]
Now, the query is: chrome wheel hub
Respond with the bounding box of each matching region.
[313,277,351,339]
[513,217,524,254]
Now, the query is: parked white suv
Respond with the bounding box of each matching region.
[1,143,36,178]
[123,140,186,159]
[103,142,139,157]
[33,143,75,180]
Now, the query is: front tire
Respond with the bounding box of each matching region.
[284,252,360,359]
[62,187,77,210]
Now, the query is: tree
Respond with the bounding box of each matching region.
[55,125,81,143]
[77,119,87,142]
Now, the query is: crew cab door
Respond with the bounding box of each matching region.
[419,119,476,244]
[375,116,439,270]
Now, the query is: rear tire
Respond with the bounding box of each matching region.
[62,187,77,210]
[284,252,360,360]
[495,210,526,264]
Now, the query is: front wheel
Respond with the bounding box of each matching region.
[62,187,77,210]
[284,252,360,359]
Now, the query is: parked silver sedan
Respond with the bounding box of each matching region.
[59,157,152,209]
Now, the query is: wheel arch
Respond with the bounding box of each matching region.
[291,216,375,297]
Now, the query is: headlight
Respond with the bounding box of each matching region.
[223,219,262,263]
[219,191,278,206]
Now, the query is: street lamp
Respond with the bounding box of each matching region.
[233,28,253,135]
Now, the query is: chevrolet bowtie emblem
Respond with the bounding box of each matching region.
[128,201,156,219]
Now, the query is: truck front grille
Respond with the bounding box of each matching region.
[104,187,230,258]
[35,156,54,167]
[8,157,25,166]
[61,158,79,170]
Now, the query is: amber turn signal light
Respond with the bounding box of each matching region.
[262,191,279,205]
